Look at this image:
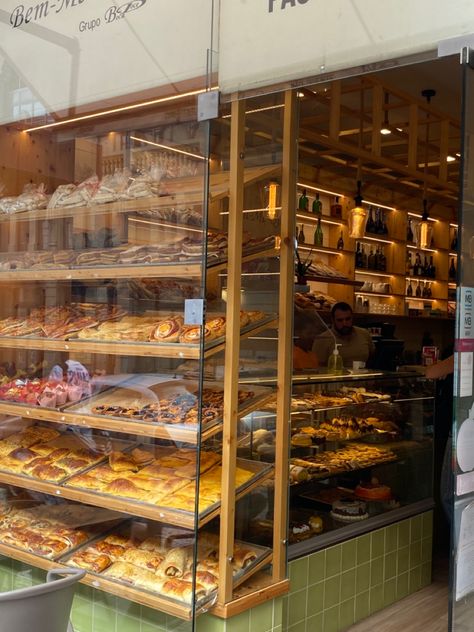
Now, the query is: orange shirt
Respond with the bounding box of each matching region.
[293,345,319,370]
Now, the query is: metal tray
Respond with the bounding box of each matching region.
[63,376,272,431]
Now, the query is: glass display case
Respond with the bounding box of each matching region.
[238,370,434,559]
[0,91,290,625]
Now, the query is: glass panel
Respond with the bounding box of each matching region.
[0,94,213,629]
[451,51,474,631]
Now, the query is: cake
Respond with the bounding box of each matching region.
[330,498,368,522]
[354,478,391,501]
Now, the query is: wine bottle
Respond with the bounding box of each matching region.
[415,280,422,297]
[366,206,375,233]
[368,247,375,270]
[422,282,428,298]
[313,217,323,246]
[312,193,322,215]
[449,257,457,280]
[415,253,422,276]
[355,242,362,268]
[423,255,429,277]
[428,255,436,279]
[298,224,306,244]
[337,231,344,250]
[361,244,368,268]
[381,211,389,235]
[427,281,432,298]
[379,246,387,272]
[330,196,342,219]
[376,208,384,234]
[406,252,413,276]
[451,228,458,250]
[407,280,413,296]
[407,219,414,243]
[298,189,309,211]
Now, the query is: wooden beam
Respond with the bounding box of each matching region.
[299,126,458,194]
[218,98,245,605]
[408,104,419,170]
[371,83,384,156]
[273,89,297,582]
[439,119,450,181]
[329,80,341,140]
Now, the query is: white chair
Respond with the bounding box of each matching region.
[0,567,85,632]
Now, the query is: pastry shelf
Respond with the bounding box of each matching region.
[0,247,278,283]
[0,318,277,359]
[0,263,202,282]
[0,542,272,621]
[305,275,364,287]
[0,390,275,444]
[0,165,280,225]
[0,462,273,529]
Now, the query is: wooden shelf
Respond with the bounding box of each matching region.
[0,464,272,529]
[0,247,278,283]
[0,337,201,359]
[0,318,277,359]
[295,211,347,227]
[0,390,275,444]
[0,263,202,282]
[297,243,352,256]
[306,275,364,288]
[0,165,280,225]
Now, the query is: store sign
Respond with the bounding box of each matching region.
[0,0,215,124]
[219,0,474,93]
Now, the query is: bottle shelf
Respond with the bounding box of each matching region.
[297,243,352,256]
[296,211,347,227]
[355,268,394,278]
[405,276,440,283]
[406,243,444,254]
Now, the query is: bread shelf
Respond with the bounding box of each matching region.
[0,461,273,530]
[0,247,278,283]
[0,319,276,359]
[0,165,280,225]
[0,263,203,282]
[0,542,272,621]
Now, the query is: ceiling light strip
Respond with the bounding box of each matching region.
[24,88,211,132]
[130,135,206,161]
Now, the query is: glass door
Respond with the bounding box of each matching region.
[450,46,474,632]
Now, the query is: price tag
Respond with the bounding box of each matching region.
[460,287,474,340]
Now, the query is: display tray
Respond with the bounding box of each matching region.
[0,425,135,485]
[0,314,276,360]
[0,501,125,561]
[289,443,398,482]
[58,521,272,615]
[60,449,273,529]
[64,376,273,441]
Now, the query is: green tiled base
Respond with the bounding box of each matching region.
[0,512,432,632]
[283,511,433,632]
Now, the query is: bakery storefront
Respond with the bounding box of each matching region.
[1,2,474,632]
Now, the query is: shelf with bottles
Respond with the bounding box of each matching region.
[296,217,349,253]
[404,249,445,281]
[404,278,445,301]
[354,241,392,274]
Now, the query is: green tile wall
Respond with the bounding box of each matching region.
[0,512,432,632]
[282,511,433,632]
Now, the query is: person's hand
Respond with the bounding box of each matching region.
[425,355,454,380]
